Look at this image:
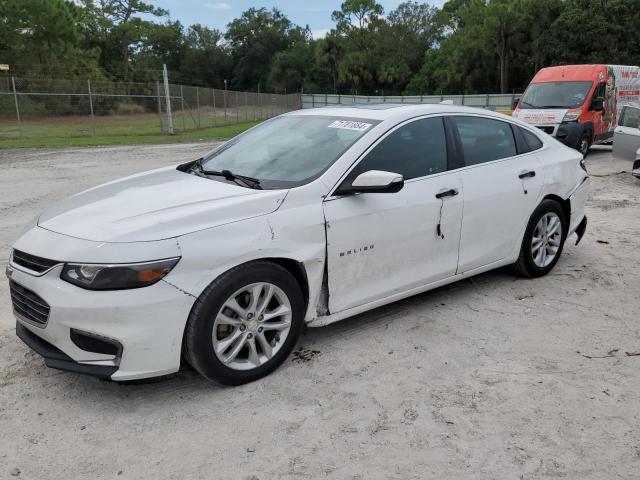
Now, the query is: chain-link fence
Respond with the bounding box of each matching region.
[301,93,521,111]
[0,74,301,140]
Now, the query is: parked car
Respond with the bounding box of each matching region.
[613,105,640,178]
[7,105,590,385]
[513,64,640,156]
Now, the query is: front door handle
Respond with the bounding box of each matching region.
[435,188,459,199]
[518,170,536,179]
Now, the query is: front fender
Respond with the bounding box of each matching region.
[166,201,327,322]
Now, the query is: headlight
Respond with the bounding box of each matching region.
[563,110,582,122]
[61,258,180,290]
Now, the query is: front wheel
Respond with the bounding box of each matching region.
[184,261,304,385]
[512,199,567,278]
[578,134,590,158]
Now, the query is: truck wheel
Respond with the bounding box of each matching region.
[578,134,590,158]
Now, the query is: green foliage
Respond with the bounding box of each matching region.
[2,0,640,96]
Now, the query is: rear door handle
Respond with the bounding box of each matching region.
[518,170,536,179]
[435,188,459,199]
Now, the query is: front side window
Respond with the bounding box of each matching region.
[520,81,593,109]
[454,116,517,166]
[349,117,448,181]
[620,106,640,129]
[200,115,378,189]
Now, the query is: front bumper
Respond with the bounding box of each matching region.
[533,123,584,150]
[8,261,196,381]
[16,322,118,379]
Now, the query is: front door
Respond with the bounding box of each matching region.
[613,106,640,161]
[451,115,545,273]
[323,116,463,313]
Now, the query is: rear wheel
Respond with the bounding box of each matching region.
[512,199,567,278]
[184,261,304,385]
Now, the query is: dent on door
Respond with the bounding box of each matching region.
[322,174,464,314]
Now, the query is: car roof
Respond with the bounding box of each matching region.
[287,104,511,122]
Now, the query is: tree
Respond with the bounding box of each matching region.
[0,0,102,77]
[316,36,343,93]
[179,25,232,88]
[331,0,384,31]
[225,8,301,90]
[81,0,167,78]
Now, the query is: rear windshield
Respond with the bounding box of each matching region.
[201,115,378,189]
[520,81,592,109]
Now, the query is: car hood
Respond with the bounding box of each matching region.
[513,108,568,125]
[37,167,288,242]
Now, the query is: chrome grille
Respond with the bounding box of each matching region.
[11,249,59,274]
[9,280,51,326]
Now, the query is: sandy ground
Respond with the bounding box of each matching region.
[0,143,639,479]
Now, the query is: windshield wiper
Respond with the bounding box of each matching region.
[519,101,538,108]
[191,159,262,189]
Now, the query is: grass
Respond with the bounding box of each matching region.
[0,111,264,149]
[0,122,259,149]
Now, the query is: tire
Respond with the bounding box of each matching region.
[184,261,304,385]
[578,133,590,158]
[512,199,567,278]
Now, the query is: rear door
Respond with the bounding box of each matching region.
[613,106,640,161]
[452,115,545,273]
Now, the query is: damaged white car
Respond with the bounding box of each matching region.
[7,105,590,385]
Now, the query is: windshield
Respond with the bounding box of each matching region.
[200,115,378,189]
[520,81,592,109]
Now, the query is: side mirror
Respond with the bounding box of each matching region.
[339,170,404,195]
[591,98,604,112]
[512,97,520,110]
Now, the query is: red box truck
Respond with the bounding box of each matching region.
[513,64,640,156]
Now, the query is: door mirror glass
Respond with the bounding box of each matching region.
[591,98,604,112]
[344,170,404,194]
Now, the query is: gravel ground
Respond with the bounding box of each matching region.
[0,143,639,480]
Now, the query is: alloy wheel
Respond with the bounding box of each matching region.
[212,282,292,371]
[531,212,562,268]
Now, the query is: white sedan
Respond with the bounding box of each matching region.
[7,105,590,385]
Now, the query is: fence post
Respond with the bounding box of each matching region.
[244,91,248,122]
[196,86,201,128]
[236,90,239,123]
[180,84,186,131]
[87,79,95,135]
[485,93,490,109]
[156,81,163,133]
[11,76,21,136]
[162,64,174,134]
[212,88,217,127]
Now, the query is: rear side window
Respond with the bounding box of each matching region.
[352,117,447,180]
[453,116,517,165]
[620,106,640,129]
[519,126,544,152]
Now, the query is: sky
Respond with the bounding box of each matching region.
[150,0,443,39]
